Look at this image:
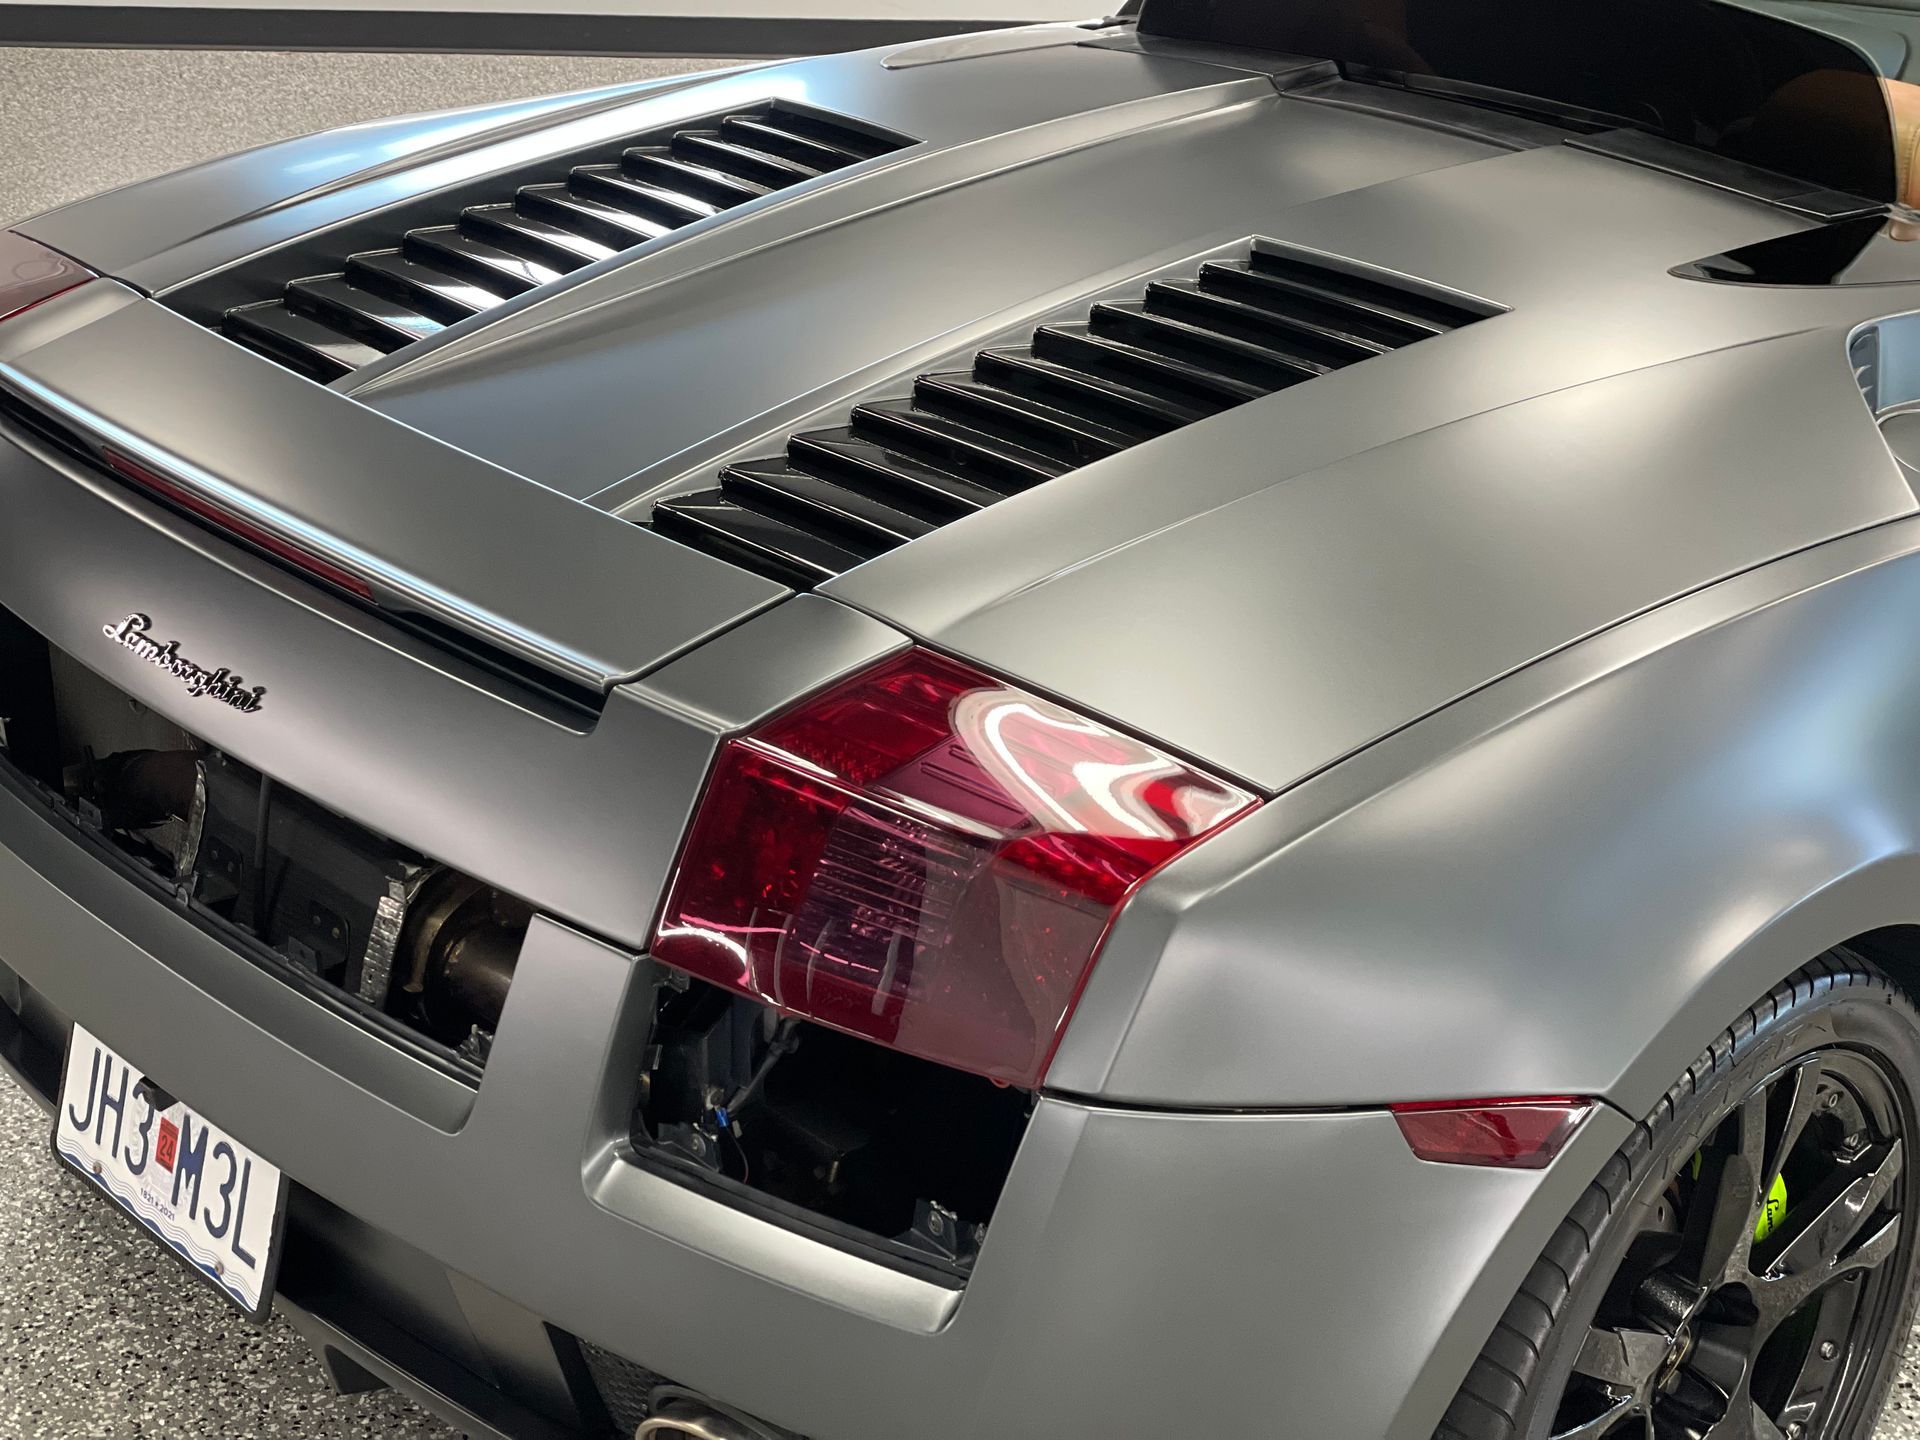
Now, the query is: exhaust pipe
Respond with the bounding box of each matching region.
[635,1395,788,1440]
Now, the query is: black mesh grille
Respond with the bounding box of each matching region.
[214,102,915,382]
[580,1340,670,1436]
[649,240,1504,588]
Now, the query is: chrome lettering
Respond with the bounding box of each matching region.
[101,614,265,714]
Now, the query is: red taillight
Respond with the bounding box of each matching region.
[652,649,1259,1087]
[105,451,377,602]
[1390,1097,1592,1169]
[0,232,93,324]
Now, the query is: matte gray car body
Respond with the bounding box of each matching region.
[5,20,1920,1440]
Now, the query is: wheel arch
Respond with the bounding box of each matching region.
[1425,953,1920,1440]
[1611,859,1920,1117]
[1841,921,1920,1012]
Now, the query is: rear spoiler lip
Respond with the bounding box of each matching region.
[1,370,614,694]
[0,295,788,698]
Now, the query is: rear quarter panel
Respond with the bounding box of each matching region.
[1051,513,1920,1116]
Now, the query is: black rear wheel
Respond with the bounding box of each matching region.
[1436,955,1920,1440]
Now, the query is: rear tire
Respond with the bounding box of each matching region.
[1435,952,1920,1440]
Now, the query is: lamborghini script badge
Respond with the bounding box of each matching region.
[102,614,266,714]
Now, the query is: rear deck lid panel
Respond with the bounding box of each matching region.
[0,292,783,691]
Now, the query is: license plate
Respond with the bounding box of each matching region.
[53,1025,287,1319]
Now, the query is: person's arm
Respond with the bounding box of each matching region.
[1890,78,1920,206]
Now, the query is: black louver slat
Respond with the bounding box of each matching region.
[216,103,912,382]
[284,275,445,349]
[343,251,506,321]
[651,243,1504,589]
[514,185,679,246]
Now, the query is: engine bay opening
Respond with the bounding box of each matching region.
[0,605,523,1074]
[631,971,1033,1277]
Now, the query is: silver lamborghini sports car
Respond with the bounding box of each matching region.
[14,1,1920,1436]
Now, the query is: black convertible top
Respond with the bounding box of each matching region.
[1135,0,1899,201]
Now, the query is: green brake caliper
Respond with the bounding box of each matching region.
[1692,1151,1788,1241]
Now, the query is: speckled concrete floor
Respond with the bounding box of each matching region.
[1888,1354,1920,1440]
[1,1071,457,1439]
[8,35,1920,1440]
[0,46,738,228]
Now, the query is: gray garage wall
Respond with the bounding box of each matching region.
[0,1,1101,54]
[0,1,1093,17]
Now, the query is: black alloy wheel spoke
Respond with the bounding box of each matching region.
[1572,1327,1671,1390]
[1776,1136,1903,1270]
[1766,1059,1827,1191]
[1686,1319,1759,1397]
[1698,1393,1789,1440]
[1546,1045,1911,1440]
[1555,1327,1670,1439]
[1682,1093,1770,1292]
[1758,1208,1901,1319]
[1754,1138,1902,1320]
[1549,1392,1645,1440]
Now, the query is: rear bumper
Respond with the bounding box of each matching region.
[0,1006,584,1440]
[0,759,1633,1440]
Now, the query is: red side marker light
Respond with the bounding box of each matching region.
[652,649,1260,1088]
[1390,1097,1593,1169]
[0,231,93,325]
[105,451,377,602]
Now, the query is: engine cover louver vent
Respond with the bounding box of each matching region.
[650,243,1503,588]
[215,103,913,382]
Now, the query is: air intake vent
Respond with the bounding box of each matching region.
[215,102,913,382]
[650,242,1503,588]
